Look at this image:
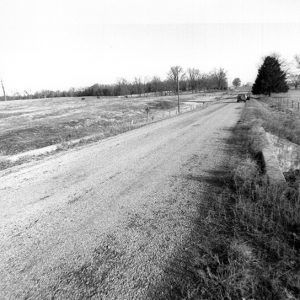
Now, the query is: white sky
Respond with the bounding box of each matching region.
[1,0,300,94]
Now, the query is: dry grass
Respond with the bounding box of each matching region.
[151,104,299,299]
[262,89,300,115]
[0,92,224,156]
[252,90,300,145]
[244,99,300,146]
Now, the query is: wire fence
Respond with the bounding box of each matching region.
[271,97,300,114]
[146,101,212,122]
[129,101,213,127]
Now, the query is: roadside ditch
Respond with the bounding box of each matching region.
[152,100,300,299]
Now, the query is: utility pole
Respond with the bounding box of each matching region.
[177,75,180,114]
[1,80,6,101]
[168,66,184,114]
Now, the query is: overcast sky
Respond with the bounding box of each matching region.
[1,0,300,94]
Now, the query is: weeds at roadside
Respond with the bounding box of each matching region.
[152,103,300,299]
[0,157,29,171]
[0,159,14,170]
[246,100,300,145]
[154,166,299,299]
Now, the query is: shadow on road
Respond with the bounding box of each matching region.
[185,169,229,188]
[146,128,239,299]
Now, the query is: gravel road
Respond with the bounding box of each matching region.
[0,101,243,299]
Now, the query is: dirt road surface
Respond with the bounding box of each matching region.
[0,101,242,299]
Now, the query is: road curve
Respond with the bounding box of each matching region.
[0,101,243,299]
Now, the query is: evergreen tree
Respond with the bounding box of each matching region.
[252,56,289,96]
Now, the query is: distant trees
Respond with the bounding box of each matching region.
[115,78,130,96]
[214,68,228,90]
[7,65,229,100]
[187,68,200,92]
[252,55,289,96]
[232,77,241,88]
[133,77,144,96]
[150,76,163,95]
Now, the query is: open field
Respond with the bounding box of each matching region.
[0,92,226,157]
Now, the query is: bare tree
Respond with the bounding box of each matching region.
[293,55,300,89]
[168,66,185,113]
[187,68,200,93]
[1,80,6,101]
[68,87,76,97]
[24,90,30,99]
[133,77,143,96]
[115,78,129,96]
[214,68,228,90]
[289,74,300,89]
[151,76,162,96]
[286,55,300,89]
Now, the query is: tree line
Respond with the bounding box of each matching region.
[4,67,228,100]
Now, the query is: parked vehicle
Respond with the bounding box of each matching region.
[237,93,247,102]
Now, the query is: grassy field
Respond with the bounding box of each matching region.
[261,89,300,115]
[249,92,300,146]
[0,92,224,157]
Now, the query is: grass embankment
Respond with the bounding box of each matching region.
[157,101,299,299]
[250,98,300,145]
